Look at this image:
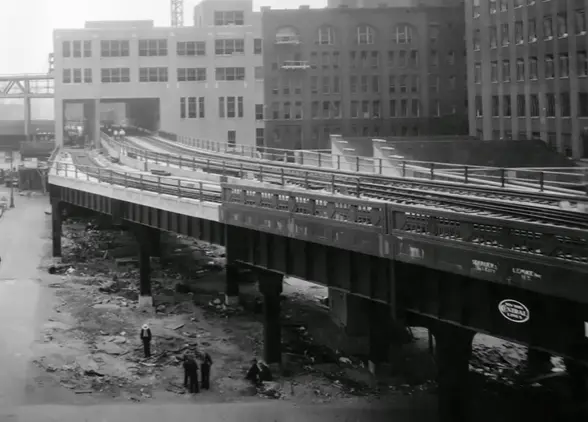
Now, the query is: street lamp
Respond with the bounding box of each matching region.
[9,150,14,208]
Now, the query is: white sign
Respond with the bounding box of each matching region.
[472,260,498,274]
[498,299,530,323]
[512,268,542,282]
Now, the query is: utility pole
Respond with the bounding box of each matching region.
[9,150,15,208]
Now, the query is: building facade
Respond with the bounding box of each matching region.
[261,4,468,150]
[465,0,588,158]
[53,0,264,147]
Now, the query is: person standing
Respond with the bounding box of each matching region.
[183,354,199,394]
[201,352,213,390]
[140,323,152,358]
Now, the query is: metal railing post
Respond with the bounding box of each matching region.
[402,161,406,177]
[500,168,505,187]
[157,176,161,192]
[378,158,382,175]
[281,168,285,185]
[356,178,361,197]
[177,179,181,197]
[464,166,469,184]
[356,156,360,172]
[259,165,264,182]
[539,171,544,191]
[337,155,341,170]
[199,181,203,201]
[331,174,336,193]
[430,163,435,180]
[304,172,309,189]
[140,174,144,191]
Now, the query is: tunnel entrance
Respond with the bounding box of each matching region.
[62,98,160,147]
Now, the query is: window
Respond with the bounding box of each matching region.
[139,67,168,82]
[318,26,334,45]
[429,75,439,92]
[489,0,497,13]
[491,61,498,82]
[83,41,91,57]
[312,101,320,118]
[357,25,375,44]
[62,69,71,83]
[389,100,397,117]
[399,50,407,67]
[503,95,511,117]
[499,0,507,11]
[177,41,206,56]
[294,102,303,119]
[388,75,395,93]
[395,25,413,44]
[560,54,569,78]
[371,51,379,68]
[409,50,419,67]
[62,41,71,58]
[73,68,82,83]
[214,11,244,26]
[492,96,500,117]
[215,67,245,81]
[254,66,264,80]
[177,68,206,82]
[361,75,369,93]
[254,38,262,54]
[514,21,523,44]
[199,97,205,118]
[180,97,186,119]
[546,93,556,117]
[284,102,292,119]
[411,99,420,117]
[412,75,420,92]
[350,101,359,118]
[73,41,82,58]
[490,27,497,48]
[372,100,381,118]
[255,104,264,120]
[561,93,570,116]
[446,51,455,66]
[579,93,588,117]
[256,128,264,147]
[139,39,167,56]
[473,0,480,17]
[100,40,130,57]
[322,76,330,94]
[528,19,537,41]
[429,24,440,44]
[516,59,525,81]
[430,50,439,66]
[557,13,568,37]
[333,76,340,94]
[322,52,331,68]
[333,52,340,68]
[529,57,538,80]
[323,101,331,119]
[188,97,197,118]
[530,94,539,117]
[399,75,407,93]
[473,29,481,50]
[101,68,130,83]
[215,39,244,55]
[545,55,555,78]
[332,101,341,118]
[83,68,92,83]
[228,130,236,146]
[219,96,244,118]
[371,75,380,93]
[433,101,441,117]
[312,76,319,94]
[502,60,510,82]
[578,51,588,76]
[544,17,553,38]
[517,94,526,116]
[576,10,586,34]
[475,96,483,117]
[474,63,481,83]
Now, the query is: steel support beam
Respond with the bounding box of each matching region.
[51,199,62,258]
[259,271,283,364]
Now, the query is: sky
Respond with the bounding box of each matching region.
[0,0,326,75]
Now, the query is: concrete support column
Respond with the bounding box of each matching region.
[138,241,152,308]
[148,228,161,258]
[24,96,31,142]
[368,302,394,369]
[259,271,283,364]
[564,358,588,418]
[55,99,64,147]
[51,199,62,258]
[92,99,101,149]
[434,324,475,422]
[225,263,240,306]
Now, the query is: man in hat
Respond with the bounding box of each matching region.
[200,352,213,390]
[183,354,199,394]
[140,323,152,358]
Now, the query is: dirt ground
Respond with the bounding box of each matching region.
[27,212,570,415]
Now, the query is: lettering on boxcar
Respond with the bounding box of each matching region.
[512,268,542,282]
[471,259,498,275]
[498,299,530,323]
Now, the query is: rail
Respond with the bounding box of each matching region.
[134,128,588,193]
[60,146,588,230]
[221,184,588,266]
[103,136,588,223]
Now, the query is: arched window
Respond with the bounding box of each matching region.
[394,24,413,44]
[357,25,375,45]
[318,26,334,45]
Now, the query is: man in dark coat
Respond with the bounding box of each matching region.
[140,324,152,358]
[183,354,199,393]
[201,353,213,390]
[246,358,260,386]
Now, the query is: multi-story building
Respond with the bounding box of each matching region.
[261,4,468,150]
[465,0,588,158]
[53,0,264,147]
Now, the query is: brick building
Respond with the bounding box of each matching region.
[465,0,588,158]
[261,4,468,150]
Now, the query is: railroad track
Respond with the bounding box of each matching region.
[105,136,588,229]
[133,134,588,206]
[76,144,588,230]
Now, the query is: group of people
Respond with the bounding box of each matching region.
[183,353,213,393]
[245,358,272,386]
[139,323,213,394]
